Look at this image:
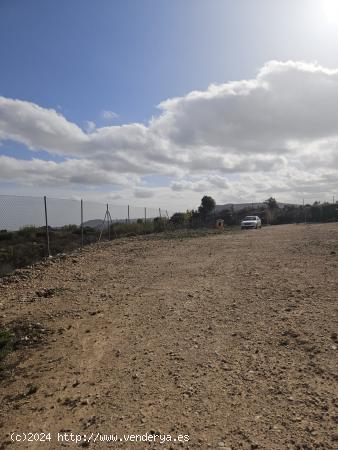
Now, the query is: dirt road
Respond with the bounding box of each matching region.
[0,224,337,449]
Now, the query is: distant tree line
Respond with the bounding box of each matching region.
[255,198,338,225]
[170,196,338,227]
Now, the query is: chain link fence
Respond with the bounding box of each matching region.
[0,195,175,276]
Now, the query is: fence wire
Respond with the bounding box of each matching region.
[0,195,175,276]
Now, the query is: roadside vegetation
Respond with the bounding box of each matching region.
[0,320,49,376]
[0,218,177,276]
[181,196,338,227]
[0,225,99,276]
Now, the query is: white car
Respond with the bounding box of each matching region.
[241,215,262,229]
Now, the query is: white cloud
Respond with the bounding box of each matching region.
[101,110,119,120]
[85,120,96,133]
[0,97,87,155]
[134,188,155,198]
[0,155,136,186]
[1,60,338,206]
[172,175,229,193]
[153,60,338,155]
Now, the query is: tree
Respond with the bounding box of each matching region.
[198,196,216,216]
[170,212,186,225]
[264,197,278,225]
[265,197,278,210]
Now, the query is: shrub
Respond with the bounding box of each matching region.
[153,217,166,232]
[61,224,78,232]
[0,231,13,241]
[170,212,186,225]
[17,226,37,238]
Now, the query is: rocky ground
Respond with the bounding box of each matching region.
[0,223,337,450]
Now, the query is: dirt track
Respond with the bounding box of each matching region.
[0,223,337,450]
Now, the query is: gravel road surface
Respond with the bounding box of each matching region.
[0,223,337,449]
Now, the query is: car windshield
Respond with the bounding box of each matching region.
[244,216,256,220]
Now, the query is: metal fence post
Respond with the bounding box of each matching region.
[159,208,162,219]
[128,205,130,223]
[107,203,110,240]
[44,195,50,257]
[81,199,84,250]
[144,207,147,222]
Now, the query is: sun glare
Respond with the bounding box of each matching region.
[322,0,338,24]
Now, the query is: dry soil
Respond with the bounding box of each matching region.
[0,223,337,450]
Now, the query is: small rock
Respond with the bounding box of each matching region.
[330,332,337,342]
[82,416,97,429]
[36,288,56,298]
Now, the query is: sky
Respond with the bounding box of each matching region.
[1,0,338,210]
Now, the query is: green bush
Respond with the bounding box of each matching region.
[109,220,159,237]
[17,226,37,238]
[170,212,187,226]
[61,224,78,233]
[36,228,46,237]
[153,217,166,232]
[0,231,13,241]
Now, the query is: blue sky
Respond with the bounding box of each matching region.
[3,0,338,125]
[1,0,338,208]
